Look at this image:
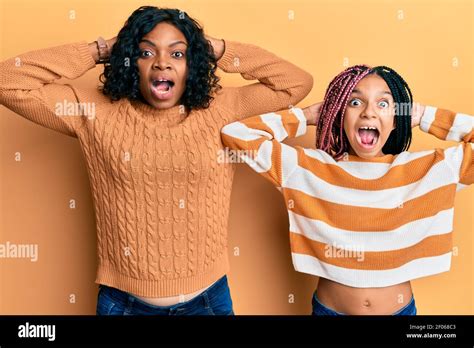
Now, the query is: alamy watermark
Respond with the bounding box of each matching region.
[55,99,96,119]
[18,322,55,341]
[324,242,365,262]
[0,241,38,262]
[217,148,258,164]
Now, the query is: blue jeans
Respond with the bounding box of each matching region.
[312,291,417,316]
[96,275,234,315]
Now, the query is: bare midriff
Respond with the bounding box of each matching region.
[316,278,413,315]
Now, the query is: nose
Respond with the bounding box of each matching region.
[360,102,378,119]
[152,54,171,70]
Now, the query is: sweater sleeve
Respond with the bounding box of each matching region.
[215,41,313,123]
[0,41,101,138]
[420,106,474,188]
[221,107,307,187]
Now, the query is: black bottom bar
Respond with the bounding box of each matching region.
[0,315,473,346]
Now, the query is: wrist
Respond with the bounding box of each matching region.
[216,39,225,60]
[303,107,315,125]
[95,36,110,64]
[88,42,100,64]
[207,36,225,60]
[88,37,116,64]
[411,103,425,128]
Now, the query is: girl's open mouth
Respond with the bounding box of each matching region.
[151,79,175,100]
[356,126,379,149]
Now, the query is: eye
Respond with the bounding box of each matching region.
[172,51,185,59]
[378,100,389,108]
[349,98,362,107]
[139,50,153,58]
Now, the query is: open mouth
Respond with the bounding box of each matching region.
[150,78,175,100]
[357,126,379,149]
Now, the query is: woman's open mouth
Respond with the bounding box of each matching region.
[356,126,379,150]
[151,78,175,101]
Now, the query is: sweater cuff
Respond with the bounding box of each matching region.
[217,40,239,72]
[77,41,97,70]
[291,107,307,137]
[419,105,437,134]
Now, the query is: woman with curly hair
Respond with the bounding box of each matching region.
[0,6,313,315]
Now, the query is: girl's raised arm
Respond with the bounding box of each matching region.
[414,105,474,188]
[221,107,316,187]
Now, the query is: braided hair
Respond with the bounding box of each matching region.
[371,66,413,154]
[316,65,372,159]
[316,65,413,159]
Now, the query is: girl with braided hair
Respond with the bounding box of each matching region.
[221,65,473,315]
[316,65,413,159]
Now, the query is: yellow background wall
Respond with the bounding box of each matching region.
[1,0,472,314]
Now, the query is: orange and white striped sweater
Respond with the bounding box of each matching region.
[221,106,473,287]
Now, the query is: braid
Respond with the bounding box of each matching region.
[316,65,372,159]
[316,65,413,159]
[371,66,413,154]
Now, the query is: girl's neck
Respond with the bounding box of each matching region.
[342,147,393,162]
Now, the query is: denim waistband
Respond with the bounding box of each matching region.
[99,275,228,312]
[313,291,416,315]
[391,295,416,315]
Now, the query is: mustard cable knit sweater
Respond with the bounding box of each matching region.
[0,40,313,297]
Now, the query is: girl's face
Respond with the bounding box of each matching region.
[343,74,395,158]
[137,22,188,110]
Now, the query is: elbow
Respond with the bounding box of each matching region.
[220,125,242,151]
[221,122,232,136]
[288,70,314,106]
[302,71,314,96]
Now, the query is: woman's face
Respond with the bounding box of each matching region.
[343,74,396,158]
[137,22,189,110]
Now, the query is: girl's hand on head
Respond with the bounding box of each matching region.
[205,35,225,60]
[411,102,425,128]
[303,102,323,126]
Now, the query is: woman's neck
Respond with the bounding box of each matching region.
[129,100,188,126]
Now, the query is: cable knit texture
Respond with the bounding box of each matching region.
[0,40,313,296]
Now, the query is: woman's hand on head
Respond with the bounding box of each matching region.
[303,102,323,126]
[88,36,117,64]
[411,102,425,128]
[106,37,117,51]
[205,35,225,60]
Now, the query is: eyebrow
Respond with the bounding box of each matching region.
[351,89,392,96]
[139,39,188,48]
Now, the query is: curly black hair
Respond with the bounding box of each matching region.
[100,6,221,111]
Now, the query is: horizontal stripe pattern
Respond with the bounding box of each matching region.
[292,252,452,288]
[290,230,453,270]
[299,148,444,189]
[283,183,456,231]
[285,159,456,208]
[288,208,454,252]
[221,106,472,286]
